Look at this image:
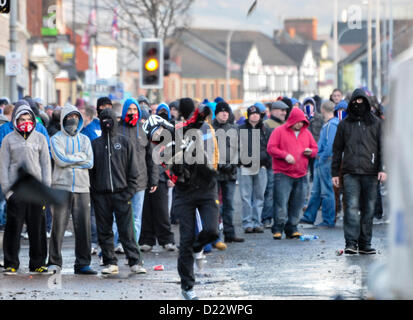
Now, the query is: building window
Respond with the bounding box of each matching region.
[220,84,225,98]
[210,84,214,99]
[183,83,187,97]
[192,83,196,98]
[202,84,207,99]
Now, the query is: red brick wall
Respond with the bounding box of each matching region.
[66,27,89,72]
[27,0,43,37]
[284,18,318,41]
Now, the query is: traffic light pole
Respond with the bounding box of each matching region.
[9,0,18,102]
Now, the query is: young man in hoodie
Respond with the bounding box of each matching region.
[0,100,52,275]
[262,101,289,228]
[115,98,159,253]
[238,105,272,234]
[332,88,386,255]
[90,109,146,275]
[300,101,339,228]
[213,102,245,243]
[139,103,177,252]
[47,104,97,275]
[81,97,112,254]
[267,108,318,240]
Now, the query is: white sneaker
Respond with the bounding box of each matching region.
[91,246,98,255]
[194,251,205,270]
[140,244,152,252]
[64,231,73,237]
[114,244,125,254]
[163,243,178,252]
[48,265,61,274]
[130,264,147,274]
[101,264,119,275]
[182,289,199,300]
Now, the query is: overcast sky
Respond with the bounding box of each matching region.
[189,0,413,36]
[64,0,413,38]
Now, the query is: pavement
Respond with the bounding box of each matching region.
[0,186,389,300]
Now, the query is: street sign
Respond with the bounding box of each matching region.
[5,52,22,76]
[85,69,97,86]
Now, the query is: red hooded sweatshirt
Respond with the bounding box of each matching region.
[267,108,318,178]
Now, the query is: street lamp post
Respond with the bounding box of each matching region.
[226,30,234,101]
[9,0,18,102]
[334,0,338,88]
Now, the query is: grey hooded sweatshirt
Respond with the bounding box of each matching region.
[50,104,93,193]
[0,101,51,195]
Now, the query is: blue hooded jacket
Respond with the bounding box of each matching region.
[120,98,142,138]
[156,103,171,120]
[81,118,102,142]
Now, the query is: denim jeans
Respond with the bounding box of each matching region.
[343,174,378,248]
[239,167,267,229]
[261,168,274,224]
[302,158,336,226]
[272,173,306,235]
[217,180,237,238]
[90,203,98,245]
[113,190,145,246]
[0,187,6,227]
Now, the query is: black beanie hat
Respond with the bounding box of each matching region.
[281,97,293,108]
[179,98,195,120]
[215,101,232,115]
[97,97,112,109]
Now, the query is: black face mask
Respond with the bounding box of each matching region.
[158,112,169,121]
[64,118,79,136]
[101,117,114,132]
[352,101,367,117]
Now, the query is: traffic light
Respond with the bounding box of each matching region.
[164,46,170,77]
[139,38,163,89]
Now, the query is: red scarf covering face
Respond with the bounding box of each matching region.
[17,121,34,133]
[125,113,139,126]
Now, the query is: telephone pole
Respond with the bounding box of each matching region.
[9,0,18,102]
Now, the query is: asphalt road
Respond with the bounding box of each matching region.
[0,186,388,300]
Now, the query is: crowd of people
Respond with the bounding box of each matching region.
[0,87,387,300]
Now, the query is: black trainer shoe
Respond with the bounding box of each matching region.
[344,246,358,255]
[359,247,376,255]
[253,227,264,233]
[75,266,98,275]
[225,236,245,243]
[244,227,254,233]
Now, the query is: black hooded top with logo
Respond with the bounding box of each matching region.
[332,88,384,177]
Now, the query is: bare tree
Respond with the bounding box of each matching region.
[103,0,195,59]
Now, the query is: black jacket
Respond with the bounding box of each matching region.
[238,120,272,169]
[332,88,384,177]
[118,121,159,191]
[90,113,139,200]
[212,118,238,181]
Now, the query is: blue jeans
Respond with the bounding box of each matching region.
[217,180,236,238]
[0,187,6,227]
[272,173,306,235]
[90,203,98,245]
[261,168,274,224]
[113,190,145,245]
[302,158,336,226]
[343,174,378,248]
[239,167,267,229]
